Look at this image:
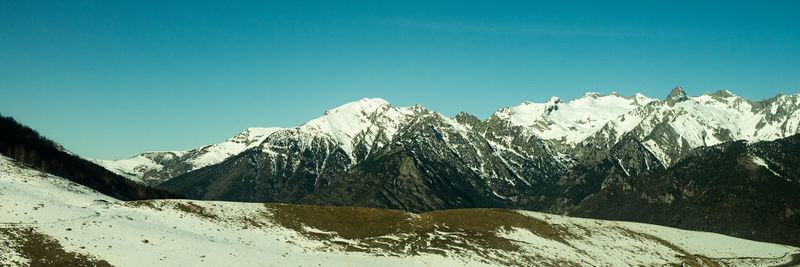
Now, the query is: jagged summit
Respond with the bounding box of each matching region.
[547,96,564,104]
[296,97,421,157]
[627,92,656,106]
[492,91,654,145]
[582,92,602,98]
[665,86,688,106]
[710,89,736,98]
[226,127,283,144]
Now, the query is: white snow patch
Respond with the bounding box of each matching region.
[751,156,782,177]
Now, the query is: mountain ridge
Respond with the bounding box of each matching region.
[100,88,799,187]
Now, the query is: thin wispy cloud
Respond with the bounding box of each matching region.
[377,18,670,38]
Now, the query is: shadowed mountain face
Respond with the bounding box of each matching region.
[118,88,800,245]
[158,107,573,212]
[572,135,800,246]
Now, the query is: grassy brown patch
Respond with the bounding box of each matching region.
[121,200,163,211]
[261,204,580,265]
[122,200,218,220]
[0,227,112,266]
[264,203,412,239]
[171,201,218,220]
[420,209,574,246]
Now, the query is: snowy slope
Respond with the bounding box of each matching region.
[490,88,800,166]
[262,98,419,161]
[2,155,798,266]
[586,88,800,166]
[492,92,656,146]
[92,127,281,185]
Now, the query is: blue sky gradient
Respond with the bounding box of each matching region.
[1,0,799,159]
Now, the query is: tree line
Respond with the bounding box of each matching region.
[0,114,181,200]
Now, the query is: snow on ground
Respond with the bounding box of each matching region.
[3,156,798,266]
[751,155,783,178]
[517,211,799,266]
[0,155,484,266]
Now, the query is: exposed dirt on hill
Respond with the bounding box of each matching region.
[0,226,112,266]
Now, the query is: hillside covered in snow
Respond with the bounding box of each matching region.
[1,155,799,266]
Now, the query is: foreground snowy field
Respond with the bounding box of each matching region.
[1,155,798,266]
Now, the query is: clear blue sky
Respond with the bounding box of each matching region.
[1,1,798,159]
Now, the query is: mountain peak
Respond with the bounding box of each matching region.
[627,93,656,106]
[324,97,390,116]
[359,97,389,105]
[666,87,688,106]
[710,89,736,98]
[582,92,602,98]
[547,96,563,104]
[227,127,283,144]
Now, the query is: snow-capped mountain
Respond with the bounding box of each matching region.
[2,154,798,266]
[98,88,800,187]
[92,127,282,185]
[256,98,422,169]
[490,92,656,147]
[157,97,578,208]
[580,87,800,166]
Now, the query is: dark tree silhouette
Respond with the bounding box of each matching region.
[0,113,181,200]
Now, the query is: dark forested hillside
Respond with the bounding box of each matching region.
[571,136,800,246]
[0,114,180,200]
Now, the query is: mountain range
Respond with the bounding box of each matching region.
[92,87,800,246]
